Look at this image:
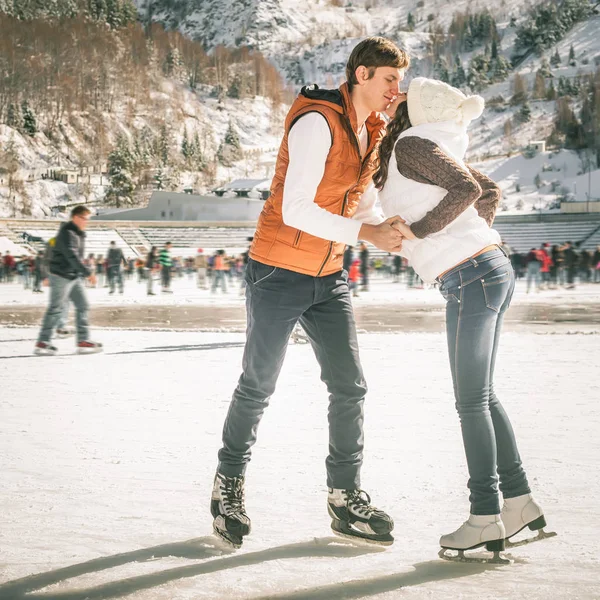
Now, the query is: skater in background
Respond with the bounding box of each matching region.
[146,246,158,295]
[211,37,409,549]
[348,258,361,297]
[211,249,228,294]
[32,250,45,293]
[525,247,542,293]
[107,241,126,294]
[376,77,551,561]
[34,206,102,356]
[159,241,173,293]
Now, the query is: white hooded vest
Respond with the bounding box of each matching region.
[378,120,501,283]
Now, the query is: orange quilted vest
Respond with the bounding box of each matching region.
[249,82,386,277]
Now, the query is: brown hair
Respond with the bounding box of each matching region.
[71,205,91,218]
[373,101,412,190]
[346,37,410,90]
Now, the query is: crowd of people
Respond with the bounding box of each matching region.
[1,239,599,296]
[0,242,252,295]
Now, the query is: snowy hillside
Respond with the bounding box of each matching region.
[1,0,599,218]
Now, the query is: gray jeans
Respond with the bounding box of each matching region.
[218,259,367,489]
[438,249,530,515]
[38,274,89,343]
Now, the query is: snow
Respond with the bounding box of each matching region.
[1,320,599,598]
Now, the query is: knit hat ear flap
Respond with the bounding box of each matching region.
[460,95,484,123]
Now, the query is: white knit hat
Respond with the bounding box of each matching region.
[407,77,484,127]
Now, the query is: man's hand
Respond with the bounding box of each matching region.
[359,216,405,253]
[388,219,416,241]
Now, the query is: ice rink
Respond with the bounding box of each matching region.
[1,297,599,599]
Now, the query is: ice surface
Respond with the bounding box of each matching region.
[1,325,598,599]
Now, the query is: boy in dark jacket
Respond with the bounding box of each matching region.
[34,206,103,355]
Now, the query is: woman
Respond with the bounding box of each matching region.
[375,78,552,560]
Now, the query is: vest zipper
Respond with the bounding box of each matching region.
[316,121,374,277]
[293,230,302,247]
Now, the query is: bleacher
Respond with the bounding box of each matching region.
[138,226,256,252]
[3,213,600,261]
[492,218,600,252]
[14,227,137,259]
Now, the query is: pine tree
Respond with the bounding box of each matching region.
[217,121,243,167]
[191,130,206,171]
[491,38,499,60]
[546,79,557,101]
[153,168,170,190]
[539,58,552,78]
[181,127,190,162]
[106,135,134,208]
[568,44,576,66]
[6,103,22,129]
[518,102,532,123]
[451,55,467,88]
[158,122,170,167]
[227,75,241,99]
[21,101,37,136]
[550,49,561,67]
[407,12,415,31]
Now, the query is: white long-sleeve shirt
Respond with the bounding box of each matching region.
[281,112,385,247]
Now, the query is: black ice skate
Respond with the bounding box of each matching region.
[211,473,251,549]
[328,488,394,546]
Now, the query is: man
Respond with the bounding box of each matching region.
[106,241,127,294]
[159,241,173,293]
[34,206,102,355]
[211,37,409,548]
[195,248,208,289]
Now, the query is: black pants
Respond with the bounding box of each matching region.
[161,265,171,288]
[218,259,367,488]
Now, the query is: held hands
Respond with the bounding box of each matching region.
[388,218,416,241]
[359,216,406,253]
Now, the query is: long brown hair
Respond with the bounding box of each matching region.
[373,102,412,190]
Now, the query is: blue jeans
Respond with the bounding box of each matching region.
[218,259,366,489]
[438,248,530,515]
[38,274,89,343]
[526,262,541,292]
[211,270,227,293]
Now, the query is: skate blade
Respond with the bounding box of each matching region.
[34,349,57,356]
[212,523,242,550]
[331,520,394,547]
[506,528,557,548]
[438,548,512,565]
[77,347,103,355]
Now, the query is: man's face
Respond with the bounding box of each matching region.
[73,213,90,231]
[355,66,406,113]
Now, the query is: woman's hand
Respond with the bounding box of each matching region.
[389,219,416,241]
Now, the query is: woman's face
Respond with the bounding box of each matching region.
[384,91,407,119]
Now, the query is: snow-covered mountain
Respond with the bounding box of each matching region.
[1,0,599,218]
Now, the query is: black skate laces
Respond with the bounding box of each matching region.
[345,489,378,517]
[221,477,246,515]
